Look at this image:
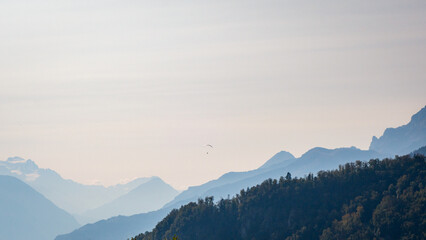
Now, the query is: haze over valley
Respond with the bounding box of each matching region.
[1,1,425,239]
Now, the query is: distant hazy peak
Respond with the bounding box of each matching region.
[4,157,38,166]
[6,156,26,163]
[147,176,164,182]
[302,147,331,156]
[259,151,295,169]
[130,176,165,187]
[24,159,38,170]
[0,157,39,173]
[369,106,426,156]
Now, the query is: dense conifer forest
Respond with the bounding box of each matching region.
[131,154,425,240]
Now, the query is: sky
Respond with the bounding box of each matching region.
[1,0,425,189]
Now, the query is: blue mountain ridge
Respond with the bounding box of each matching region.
[0,158,178,225]
[56,106,426,240]
[370,105,426,156]
[76,177,178,224]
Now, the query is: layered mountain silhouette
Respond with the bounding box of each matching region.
[0,175,79,240]
[56,147,385,240]
[76,177,178,224]
[0,158,178,225]
[56,208,172,240]
[370,106,426,156]
[134,155,426,240]
[56,105,426,240]
[164,146,383,209]
[0,158,147,214]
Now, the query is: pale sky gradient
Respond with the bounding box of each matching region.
[1,0,425,189]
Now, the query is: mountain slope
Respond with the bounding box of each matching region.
[135,155,426,240]
[413,145,426,156]
[78,177,178,223]
[0,158,177,225]
[0,157,151,215]
[55,151,300,240]
[258,151,295,169]
[58,147,384,240]
[0,175,79,240]
[163,153,295,209]
[370,106,426,156]
[164,147,382,209]
[55,208,172,240]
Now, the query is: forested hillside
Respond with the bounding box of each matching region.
[133,154,425,240]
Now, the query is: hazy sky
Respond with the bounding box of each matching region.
[1,0,425,189]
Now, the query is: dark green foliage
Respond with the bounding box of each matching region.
[130,235,178,240]
[133,155,425,240]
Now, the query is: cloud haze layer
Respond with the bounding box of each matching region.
[1,0,425,188]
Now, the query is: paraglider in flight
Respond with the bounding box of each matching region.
[206,144,213,154]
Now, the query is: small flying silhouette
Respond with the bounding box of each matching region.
[206,144,213,154]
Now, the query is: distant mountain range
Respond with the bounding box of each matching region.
[76,177,178,224]
[57,146,385,240]
[0,158,146,214]
[57,106,426,240]
[0,175,79,240]
[163,147,383,209]
[0,158,179,225]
